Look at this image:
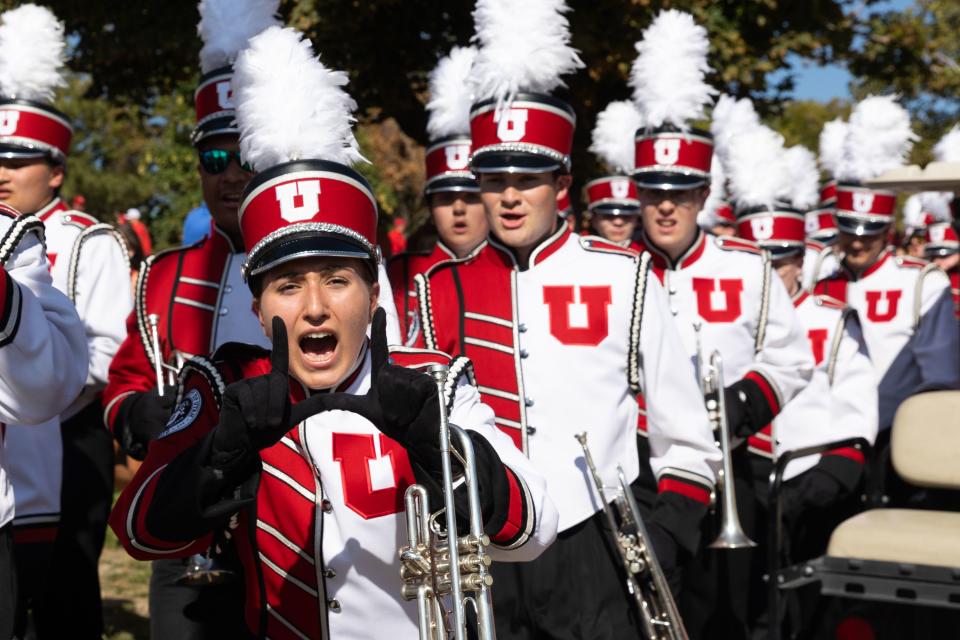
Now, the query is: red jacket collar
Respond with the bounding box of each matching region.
[844,246,892,281]
[488,222,571,270]
[209,221,242,254]
[36,197,68,222]
[792,289,809,308]
[640,229,707,271]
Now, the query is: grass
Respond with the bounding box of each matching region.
[101,525,151,640]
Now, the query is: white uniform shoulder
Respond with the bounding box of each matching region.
[577,235,638,259]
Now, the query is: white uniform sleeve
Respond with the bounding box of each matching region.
[830,313,878,445]
[750,268,815,409]
[449,376,559,562]
[0,231,88,424]
[377,263,402,346]
[642,275,721,486]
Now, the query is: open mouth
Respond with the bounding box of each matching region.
[299,332,338,368]
[500,211,525,230]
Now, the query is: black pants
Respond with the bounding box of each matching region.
[150,557,253,640]
[32,400,114,639]
[0,524,15,640]
[491,510,642,640]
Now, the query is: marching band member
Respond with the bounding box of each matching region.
[110,26,556,640]
[0,201,88,639]
[814,96,960,504]
[415,4,720,636]
[0,6,131,637]
[630,20,814,633]
[924,222,959,318]
[585,100,644,250]
[801,119,847,290]
[902,192,950,259]
[387,46,487,342]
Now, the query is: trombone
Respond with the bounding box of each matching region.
[575,432,687,640]
[399,364,496,640]
[698,347,757,550]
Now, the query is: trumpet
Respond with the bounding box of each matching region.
[575,432,687,640]
[399,364,495,640]
[699,349,756,550]
[146,313,182,392]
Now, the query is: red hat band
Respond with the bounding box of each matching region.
[192,67,238,145]
[239,161,378,279]
[819,180,837,208]
[586,176,640,212]
[736,210,805,250]
[633,129,713,188]
[470,93,575,172]
[835,185,897,219]
[925,222,959,253]
[0,100,72,158]
[424,135,478,194]
[805,208,838,238]
[714,203,735,224]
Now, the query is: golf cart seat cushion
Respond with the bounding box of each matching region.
[827,509,960,566]
[891,391,960,489]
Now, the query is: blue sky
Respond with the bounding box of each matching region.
[789,0,916,101]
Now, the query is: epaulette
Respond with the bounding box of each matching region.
[578,235,637,257]
[895,255,927,269]
[716,236,763,255]
[389,346,476,411]
[60,210,99,229]
[814,293,846,310]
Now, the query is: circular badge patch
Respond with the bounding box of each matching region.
[157,388,202,439]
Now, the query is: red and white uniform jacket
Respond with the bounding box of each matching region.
[948,268,959,319]
[816,248,960,430]
[802,240,839,292]
[637,230,814,452]
[110,345,556,640]
[6,197,130,541]
[766,292,878,481]
[0,207,88,530]
[414,224,721,543]
[387,241,479,345]
[104,223,401,434]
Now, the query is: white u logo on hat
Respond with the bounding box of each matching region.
[750,217,774,240]
[805,212,819,235]
[653,138,681,166]
[0,110,19,136]
[852,192,875,213]
[445,145,470,170]
[276,180,322,223]
[611,178,630,199]
[930,226,946,243]
[496,109,528,143]
[216,81,234,109]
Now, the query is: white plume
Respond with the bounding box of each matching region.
[727,125,788,210]
[630,10,715,130]
[933,125,960,163]
[0,4,66,102]
[197,0,280,74]
[426,46,477,139]
[784,145,820,210]
[904,192,952,228]
[838,95,916,182]
[700,154,726,221]
[470,0,583,107]
[710,94,760,167]
[233,26,364,172]
[818,118,847,179]
[589,100,643,173]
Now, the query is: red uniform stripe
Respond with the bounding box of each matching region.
[13,526,57,544]
[491,466,524,546]
[744,370,781,415]
[824,447,865,464]
[658,478,711,505]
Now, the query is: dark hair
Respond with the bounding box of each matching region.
[116,222,145,270]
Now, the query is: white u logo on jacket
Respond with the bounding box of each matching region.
[445,144,470,170]
[653,138,681,166]
[216,81,234,109]
[276,180,322,222]
[611,178,630,199]
[750,217,774,241]
[852,192,875,213]
[0,110,19,136]
[497,109,528,143]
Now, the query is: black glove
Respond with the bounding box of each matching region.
[780,455,863,527]
[724,379,776,439]
[118,385,178,460]
[209,317,341,481]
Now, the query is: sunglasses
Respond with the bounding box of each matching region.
[198,149,252,175]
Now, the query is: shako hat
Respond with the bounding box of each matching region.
[424,46,479,195]
[833,96,915,236]
[192,0,280,146]
[233,26,376,285]
[587,101,642,214]
[924,222,959,257]
[903,191,952,238]
[805,119,848,242]
[467,0,583,174]
[630,10,716,190]
[0,5,71,161]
